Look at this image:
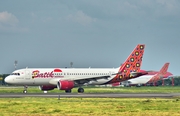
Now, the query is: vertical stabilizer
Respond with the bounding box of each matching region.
[109,44,146,83]
[148,63,170,83]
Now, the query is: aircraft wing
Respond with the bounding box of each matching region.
[49,75,113,85]
[72,71,148,85]
[129,71,148,77]
[49,71,147,85]
[70,75,112,85]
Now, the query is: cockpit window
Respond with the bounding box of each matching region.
[11,73,20,76]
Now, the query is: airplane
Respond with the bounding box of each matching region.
[120,63,172,87]
[5,44,147,93]
[146,71,173,80]
[147,63,171,86]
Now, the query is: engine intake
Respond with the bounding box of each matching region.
[57,80,74,90]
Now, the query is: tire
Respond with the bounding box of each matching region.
[78,88,84,93]
[65,89,71,93]
[23,90,27,93]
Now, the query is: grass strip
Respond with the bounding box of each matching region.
[0,97,180,116]
[0,86,180,93]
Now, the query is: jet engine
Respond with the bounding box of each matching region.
[39,85,57,91]
[57,80,74,90]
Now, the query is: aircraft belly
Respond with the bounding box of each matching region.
[130,75,153,84]
[34,78,52,85]
[12,79,34,86]
[137,80,146,84]
[129,80,138,84]
[13,78,52,86]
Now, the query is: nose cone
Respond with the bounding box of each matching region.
[4,76,12,84]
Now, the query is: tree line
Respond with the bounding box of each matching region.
[0,74,9,85]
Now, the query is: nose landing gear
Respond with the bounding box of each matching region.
[23,85,28,93]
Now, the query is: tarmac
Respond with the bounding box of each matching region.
[0,93,180,98]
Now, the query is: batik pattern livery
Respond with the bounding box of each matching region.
[109,44,145,83]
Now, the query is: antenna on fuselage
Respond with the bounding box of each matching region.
[14,60,18,70]
[70,62,73,68]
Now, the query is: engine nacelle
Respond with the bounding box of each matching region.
[39,85,57,91]
[57,80,74,90]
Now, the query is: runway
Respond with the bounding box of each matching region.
[1,93,180,98]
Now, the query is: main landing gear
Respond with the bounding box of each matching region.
[78,87,84,93]
[65,87,84,93]
[65,89,72,93]
[23,85,28,93]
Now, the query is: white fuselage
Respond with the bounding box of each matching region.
[123,75,154,85]
[5,68,119,86]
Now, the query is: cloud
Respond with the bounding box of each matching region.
[130,0,180,16]
[66,11,96,26]
[156,0,180,15]
[83,1,180,19]
[0,11,19,26]
[0,11,29,33]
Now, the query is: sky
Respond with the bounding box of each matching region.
[0,0,180,75]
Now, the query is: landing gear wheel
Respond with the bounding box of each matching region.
[65,89,72,93]
[23,85,28,94]
[78,88,84,93]
[23,90,27,93]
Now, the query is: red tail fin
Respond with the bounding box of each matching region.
[109,44,145,83]
[148,63,170,83]
[119,44,145,74]
[158,63,169,76]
